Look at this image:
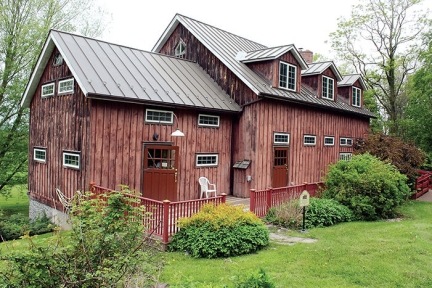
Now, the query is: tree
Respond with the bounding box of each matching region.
[0,0,110,196]
[329,0,430,135]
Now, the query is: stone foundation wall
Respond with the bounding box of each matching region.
[29,198,71,230]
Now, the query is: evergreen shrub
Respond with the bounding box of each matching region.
[0,212,52,241]
[305,198,354,228]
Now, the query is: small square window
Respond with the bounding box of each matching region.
[324,136,335,146]
[63,151,80,169]
[339,153,352,161]
[304,135,316,146]
[196,154,218,167]
[322,76,334,100]
[340,137,353,146]
[198,114,220,127]
[145,109,173,124]
[41,83,55,97]
[58,78,74,94]
[34,148,47,163]
[274,133,290,145]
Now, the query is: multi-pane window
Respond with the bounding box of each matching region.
[340,137,353,146]
[41,83,55,97]
[34,148,47,163]
[196,154,218,167]
[63,151,80,169]
[145,109,173,124]
[339,153,352,161]
[322,76,334,100]
[198,114,220,127]
[353,87,361,107]
[279,62,296,91]
[304,135,316,146]
[274,133,290,145]
[324,136,335,146]
[175,40,186,57]
[58,78,74,94]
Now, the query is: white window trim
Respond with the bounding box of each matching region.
[324,136,335,146]
[353,87,361,107]
[322,75,334,100]
[145,109,174,124]
[279,61,297,91]
[196,154,219,167]
[58,78,74,94]
[273,132,290,145]
[34,148,47,163]
[198,114,220,127]
[340,137,353,146]
[303,135,316,146]
[175,40,186,56]
[41,83,55,98]
[63,151,80,169]
[339,152,353,161]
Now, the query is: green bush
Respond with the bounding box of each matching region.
[322,153,411,221]
[0,212,52,241]
[305,198,354,228]
[169,203,269,258]
[234,268,275,288]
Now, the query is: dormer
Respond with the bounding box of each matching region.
[338,74,367,108]
[236,45,308,94]
[301,61,343,101]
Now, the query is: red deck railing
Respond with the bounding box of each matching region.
[412,170,432,199]
[249,182,324,217]
[89,183,226,244]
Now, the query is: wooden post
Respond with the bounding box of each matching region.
[162,200,170,244]
[89,182,95,192]
[250,189,256,213]
[266,187,272,215]
[221,193,227,204]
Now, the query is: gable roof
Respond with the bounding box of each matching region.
[236,45,308,67]
[21,30,241,113]
[338,74,367,90]
[153,14,375,118]
[301,61,343,81]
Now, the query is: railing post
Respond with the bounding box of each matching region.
[250,189,256,213]
[266,187,272,215]
[221,193,226,204]
[162,200,170,244]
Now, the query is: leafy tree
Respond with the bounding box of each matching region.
[0,0,110,196]
[330,0,430,135]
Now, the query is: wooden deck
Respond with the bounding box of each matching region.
[226,195,250,211]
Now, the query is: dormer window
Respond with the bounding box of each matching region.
[175,40,186,57]
[353,87,361,107]
[322,76,334,100]
[279,62,296,91]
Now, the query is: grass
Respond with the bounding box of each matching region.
[0,185,28,216]
[160,201,432,287]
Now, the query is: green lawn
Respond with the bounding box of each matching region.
[160,201,432,287]
[0,185,28,216]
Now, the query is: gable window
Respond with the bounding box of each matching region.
[145,109,173,124]
[34,148,47,163]
[53,53,64,66]
[58,78,74,94]
[41,83,55,98]
[324,136,335,146]
[196,154,218,167]
[175,40,186,57]
[198,114,220,127]
[304,135,316,146]
[279,62,296,91]
[274,132,290,145]
[340,137,353,146]
[322,76,334,100]
[63,151,80,169]
[353,87,361,107]
[339,152,352,161]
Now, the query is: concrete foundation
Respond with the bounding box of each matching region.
[29,198,71,230]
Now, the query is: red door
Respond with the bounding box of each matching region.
[272,147,289,188]
[143,145,179,201]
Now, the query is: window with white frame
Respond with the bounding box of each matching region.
[339,152,352,161]
[322,76,334,100]
[63,151,80,169]
[34,148,47,163]
[353,87,361,107]
[58,78,74,94]
[53,53,64,66]
[304,135,316,146]
[145,109,173,124]
[279,62,296,91]
[198,114,220,127]
[340,137,353,146]
[196,154,218,167]
[274,132,290,145]
[324,136,335,146]
[41,83,55,97]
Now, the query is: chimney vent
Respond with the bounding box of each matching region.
[299,49,313,64]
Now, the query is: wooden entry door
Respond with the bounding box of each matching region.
[272,147,289,188]
[143,145,179,201]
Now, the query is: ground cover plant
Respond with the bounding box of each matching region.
[0,212,52,241]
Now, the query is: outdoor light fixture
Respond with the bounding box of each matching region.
[171,113,185,137]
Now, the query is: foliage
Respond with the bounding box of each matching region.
[329,0,430,135]
[322,153,411,220]
[0,0,110,196]
[0,185,29,216]
[0,211,53,241]
[169,203,269,258]
[0,188,162,287]
[264,199,303,229]
[233,268,275,288]
[305,198,354,228]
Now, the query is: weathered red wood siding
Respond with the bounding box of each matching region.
[28,48,91,208]
[302,68,338,100]
[338,80,364,108]
[89,100,233,200]
[233,99,370,197]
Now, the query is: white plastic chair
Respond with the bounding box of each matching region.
[199,177,217,198]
